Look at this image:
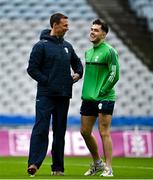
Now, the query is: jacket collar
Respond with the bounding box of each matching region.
[40,29,64,43]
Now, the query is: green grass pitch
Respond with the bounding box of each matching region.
[0,156,153,179]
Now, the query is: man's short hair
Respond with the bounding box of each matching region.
[93,19,109,34]
[50,13,68,28]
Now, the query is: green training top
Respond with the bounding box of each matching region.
[81,41,120,101]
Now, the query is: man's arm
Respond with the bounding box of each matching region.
[100,48,120,95]
[70,47,83,82]
[27,42,48,85]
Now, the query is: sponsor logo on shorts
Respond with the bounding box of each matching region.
[98,103,102,110]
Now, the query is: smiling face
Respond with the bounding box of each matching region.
[89,24,106,44]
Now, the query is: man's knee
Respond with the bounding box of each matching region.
[80,128,91,138]
[99,127,110,138]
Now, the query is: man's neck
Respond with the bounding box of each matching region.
[93,39,104,47]
[50,30,61,38]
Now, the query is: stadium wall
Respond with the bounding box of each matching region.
[0,128,153,157]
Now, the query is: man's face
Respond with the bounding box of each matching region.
[55,18,69,37]
[89,24,106,44]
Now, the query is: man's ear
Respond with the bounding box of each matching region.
[53,22,58,28]
[102,31,106,38]
[53,23,56,28]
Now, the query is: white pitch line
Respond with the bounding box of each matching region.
[66,163,153,170]
[0,161,153,171]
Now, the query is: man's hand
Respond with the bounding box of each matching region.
[72,73,80,83]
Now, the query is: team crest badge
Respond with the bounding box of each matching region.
[95,56,99,62]
[64,47,69,53]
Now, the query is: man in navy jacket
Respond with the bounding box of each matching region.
[27,13,83,176]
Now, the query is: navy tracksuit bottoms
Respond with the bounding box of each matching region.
[28,95,70,172]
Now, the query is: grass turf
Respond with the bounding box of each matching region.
[0,156,153,179]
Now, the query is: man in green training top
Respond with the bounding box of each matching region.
[80,19,120,177]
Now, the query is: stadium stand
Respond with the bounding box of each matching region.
[87,0,153,70]
[0,0,153,128]
[128,0,153,32]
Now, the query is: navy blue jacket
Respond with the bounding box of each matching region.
[27,29,83,98]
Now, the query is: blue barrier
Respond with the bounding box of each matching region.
[0,115,153,127]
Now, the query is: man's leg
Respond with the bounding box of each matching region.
[80,101,105,176]
[28,96,52,171]
[98,113,112,168]
[80,115,105,176]
[51,97,70,174]
[80,115,100,161]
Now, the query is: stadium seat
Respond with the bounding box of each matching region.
[128,0,153,32]
[0,0,153,120]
